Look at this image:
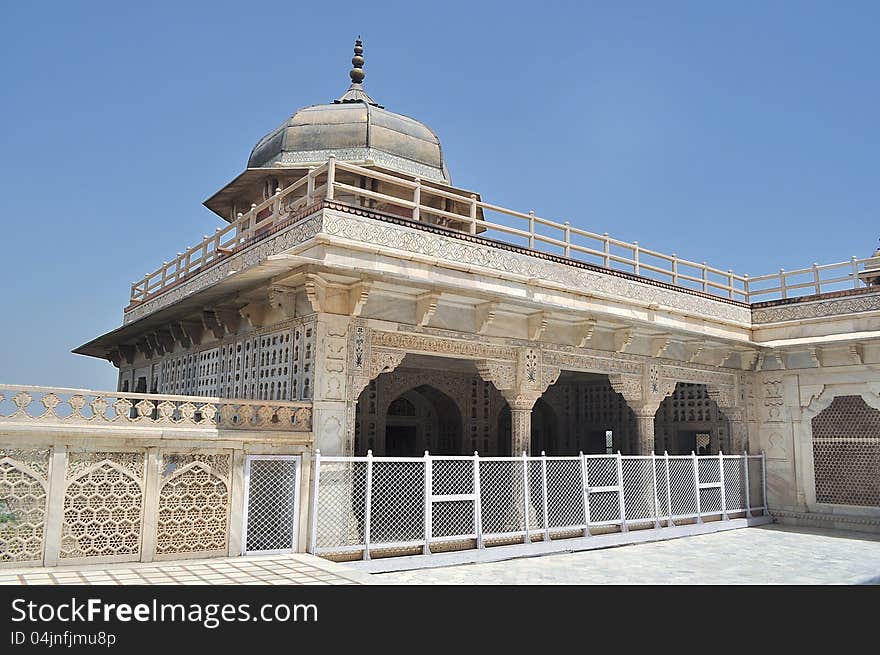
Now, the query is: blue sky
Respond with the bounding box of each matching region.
[1,1,877,390]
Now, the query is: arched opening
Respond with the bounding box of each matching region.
[530,398,558,455]
[655,383,731,455]
[382,385,463,457]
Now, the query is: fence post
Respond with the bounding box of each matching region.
[580,452,591,537]
[563,222,571,258]
[779,269,787,299]
[308,450,321,554]
[412,178,421,222]
[521,451,531,544]
[473,452,484,549]
[423,451,432,555]
[528,211,535,249]
[540,451,550,543]
[325,155,336,200]
[719,450,728,520]
[812,263,821,295]
[603,233,610,268]
[469,194,478,235]
[692,451,703,523]
[616,452,628,532]
[851,256,860,289]
[702,263,708,292]
[306,167,315,204]
[651,452,661,529]
[363,450,373,560]
[761,450,769,515]
[664,451,674,527]
[743,274,750,302]
[728,270,734,299]
[671,254,679,285]
[743,451,751,517]
[633,241,640,275]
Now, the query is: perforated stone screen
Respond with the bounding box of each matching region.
[811,395,880,507]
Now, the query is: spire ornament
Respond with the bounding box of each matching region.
[350,36,365,84]
[335,36,381,107]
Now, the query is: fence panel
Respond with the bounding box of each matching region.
[479,459,527,538]
[621,457,657,525]
[747,456,766,513]
[431,458,475,540]
[309,453,765,559]
[545,458,586,532]
[697,457,723,515]
[723,456,746,512]
[585,456,621,525]
[668,457,698,519]
[369,460,424,547]
[313,460,366,553]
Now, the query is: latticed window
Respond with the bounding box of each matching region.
[811,395,880,507]
[388,396,416,417]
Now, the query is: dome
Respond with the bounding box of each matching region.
[246,39,450,184]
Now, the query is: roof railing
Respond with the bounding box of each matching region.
[127,157,879,308]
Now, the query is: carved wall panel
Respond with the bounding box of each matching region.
[0,448,49,564]
[811,395,880,507]
[60,451,146,560]
[156,453,231,556]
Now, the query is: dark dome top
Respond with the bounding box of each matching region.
[247,100,450,183]
[247,38,449,183]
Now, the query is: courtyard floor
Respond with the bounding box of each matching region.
[1,524,877,585]
[372,524,880,584]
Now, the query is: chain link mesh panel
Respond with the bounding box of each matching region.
[654,458,669,517]
[432,500,474,538]
[622,458,656,524]
[370,461,424,545]
[585,456,620,524]
[698,458,720,485]
[668,457,698,518]
[431,459,474,539]
[527,460,545,531]
[479,460,526,536]
[432,459,473,496]
[314,461,366,550]
[245,458,299,553]
[546,459,584,531]
[723,457,745,512]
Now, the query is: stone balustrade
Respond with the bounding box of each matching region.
[0,385,312,432]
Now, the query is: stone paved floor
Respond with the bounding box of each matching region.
[3,525,877,585]
[372,525,880,584]
[0,553,373,586]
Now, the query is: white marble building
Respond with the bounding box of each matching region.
[2,39,879,570]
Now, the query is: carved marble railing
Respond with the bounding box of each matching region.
[129,156,880,309]
[0,385,312,432]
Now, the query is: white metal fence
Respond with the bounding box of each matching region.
[308,451,767,560]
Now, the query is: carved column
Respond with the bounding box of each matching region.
[312,314,351,456]
[476,348,560,456]
[509,400,538,456]
[610,364,676,455]
[633,409,657,455]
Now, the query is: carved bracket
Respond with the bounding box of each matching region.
[475,302,498,335]
[416,291,440,327]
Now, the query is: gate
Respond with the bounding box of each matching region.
[242,455,301,555]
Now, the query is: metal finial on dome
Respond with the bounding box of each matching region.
[350,36,365,84]
[335,36,381,107]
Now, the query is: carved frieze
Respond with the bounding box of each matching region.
[370,330,516,361]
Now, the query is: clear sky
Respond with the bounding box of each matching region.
[1,1,877,390]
